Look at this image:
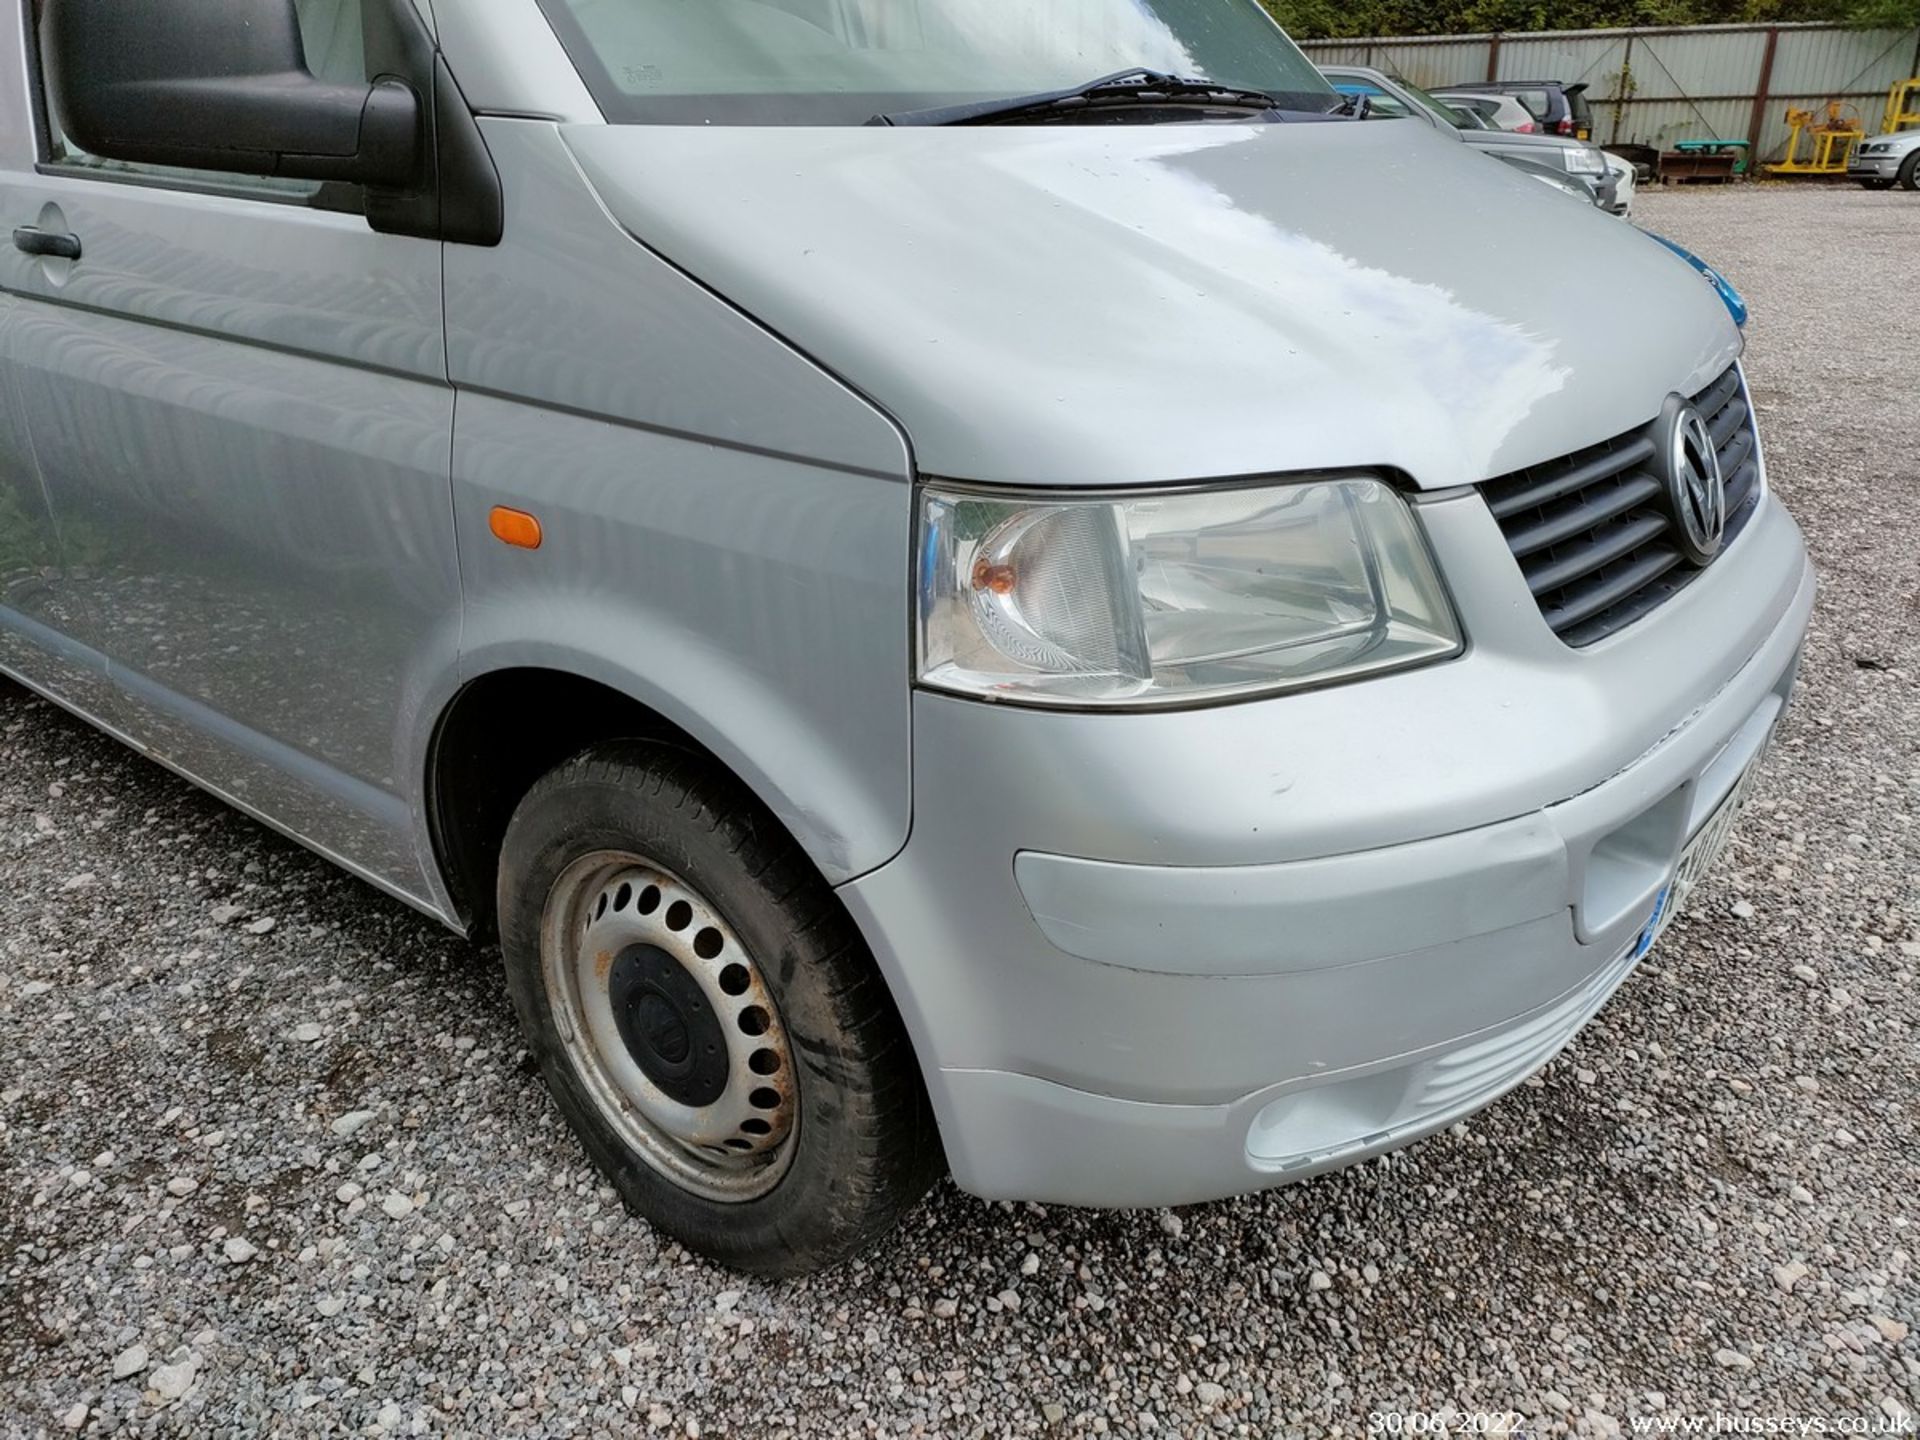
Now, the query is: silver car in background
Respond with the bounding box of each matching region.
[0,0,1812,1272]
[1322,65,1620,212]
[1605,151,1638,216]
[1849,130,1920,189]
[1435,88,1540,133]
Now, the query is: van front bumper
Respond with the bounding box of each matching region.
[838,493,1815,1209]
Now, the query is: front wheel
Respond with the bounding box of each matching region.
[497,742,942,1274]
[1899,153,1920,192]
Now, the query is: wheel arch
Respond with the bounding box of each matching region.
[422,651,902,939]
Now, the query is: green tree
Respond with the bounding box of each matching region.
[1847,0,1920,25]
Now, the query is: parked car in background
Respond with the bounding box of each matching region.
[1434,89,1537,134]
[1848,130,1920,189]
[1322,66,1618,212]
[1604,151,1636,216]
[1447,80,1593,139]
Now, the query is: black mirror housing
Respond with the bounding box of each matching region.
[43,0,422,187]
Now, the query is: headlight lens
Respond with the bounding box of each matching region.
[915,478,1461,708]
[1565,145,1609,175]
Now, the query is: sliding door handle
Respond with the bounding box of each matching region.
[13,226,81,261]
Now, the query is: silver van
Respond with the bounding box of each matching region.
[0,0,1814,1273]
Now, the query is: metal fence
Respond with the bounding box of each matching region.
[1298,22,1920,162]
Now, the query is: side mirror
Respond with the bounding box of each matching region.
[43,0,422,187]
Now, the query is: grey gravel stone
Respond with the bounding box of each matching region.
[148,1355,199,1402]
[1,187,1916,1436]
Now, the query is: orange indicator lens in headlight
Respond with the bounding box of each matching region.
[971,559,1017,595]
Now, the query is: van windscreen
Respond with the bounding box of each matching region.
[535,0,1338,125]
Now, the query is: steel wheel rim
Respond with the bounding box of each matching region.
[541,851,798,1203]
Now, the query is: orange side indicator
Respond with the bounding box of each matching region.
[489,506,543,550]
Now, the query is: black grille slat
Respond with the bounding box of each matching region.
[1523,514,1671,594]
[1694,366,1742,421]
[1559,570,1692,647]
[1505,473,1664,559]
[1479,364,1762,647]
[1540,547,1686,633]
[1723,457,1760,519]
[1485,435,1656,520]
[1708,395,1749,450]
[1716,423,1755,482]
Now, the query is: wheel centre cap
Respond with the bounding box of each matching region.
[608,944,730,1108]
[634,991,690,1065]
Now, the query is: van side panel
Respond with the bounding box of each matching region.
[451,395,912,880]
[444,121,909,481]
[441,121,916,883]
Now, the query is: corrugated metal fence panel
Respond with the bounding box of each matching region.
[1299,23,1920,161]
[1623,29,1770,102]
[1771,26,1917,106]
[1496,33,1628,91]
[1302,41,1378,68]
[1604,97,1753,150]
[1363,40,1491,89]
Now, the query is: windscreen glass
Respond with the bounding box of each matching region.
[537,0,1337,124]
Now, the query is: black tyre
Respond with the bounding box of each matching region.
[1899,152,1920,192]
[497,741,942,1275]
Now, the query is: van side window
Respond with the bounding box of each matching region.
[34,0,369,206]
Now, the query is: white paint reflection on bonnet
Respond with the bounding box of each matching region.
[991,124,1572,482]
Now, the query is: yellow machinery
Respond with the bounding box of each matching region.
[1766,102,1864,176]
[1886,79,1920,134]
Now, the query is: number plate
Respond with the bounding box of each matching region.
[1634,756,1765,958]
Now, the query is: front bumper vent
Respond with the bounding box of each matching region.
[1480,365,1762,647]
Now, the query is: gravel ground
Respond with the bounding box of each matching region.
[2,184,1917,1438]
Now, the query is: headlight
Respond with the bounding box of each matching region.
[915,478,1462,708]
[1564,145,1608,175]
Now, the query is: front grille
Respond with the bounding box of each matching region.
[1480,365,1762,647]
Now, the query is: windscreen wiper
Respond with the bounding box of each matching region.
[869,69,1301,127]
